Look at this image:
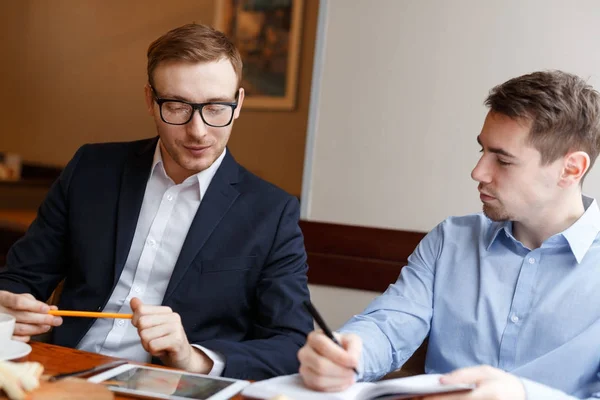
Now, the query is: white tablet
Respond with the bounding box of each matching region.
[88,363,249,400]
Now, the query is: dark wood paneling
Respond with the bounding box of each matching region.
[300,220,424,261]
[21,163,62,181]
[300,220,426,292]
[0,221,27,266]
[1,217,427,293]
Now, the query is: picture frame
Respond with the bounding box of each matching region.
[215,0,304,110]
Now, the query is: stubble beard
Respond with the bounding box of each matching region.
[482,203,510,222]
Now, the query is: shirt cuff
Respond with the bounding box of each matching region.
[191,344,225,376]
[520,378,577,400]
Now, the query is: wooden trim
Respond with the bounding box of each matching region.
[300,220,426,292]
[1,217,426,293]
[21,163,62,181]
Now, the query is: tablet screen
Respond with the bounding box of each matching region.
[102,366,234,400]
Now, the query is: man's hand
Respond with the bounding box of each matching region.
[130,298,213,373]
[297,330,361,392]
[415,365,526,400]
[0,290,62,342]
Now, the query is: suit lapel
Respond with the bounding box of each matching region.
[163,151,241,302]
[113,138,157,287]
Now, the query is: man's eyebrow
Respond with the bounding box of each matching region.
[157,93,192,102]
[204,96,237,103]
[477,136,517,158]
[157,93,237,103]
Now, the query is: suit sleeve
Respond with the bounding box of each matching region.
[0,146,85,301]
[194,196,312,380]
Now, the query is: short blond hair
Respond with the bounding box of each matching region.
[147,23,243,88]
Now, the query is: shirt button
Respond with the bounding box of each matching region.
[147,238,156,247]
[528,257,536,264]
[511,315,519,323]
[133,285,142,293]
[166,194,173,201]
[117,320,125,326]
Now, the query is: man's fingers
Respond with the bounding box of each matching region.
[10,310,61,326]
[308,331,357,369]
[138,323,173,344]
[146,333,179,356]
[134,311,180,330]
[130,298,174,326]
[130,297,143,313]
[441,365,499,385]
[299,342,355,378]
[339,333,362,366]
[299,363,355,392]
[0,291,49,313]
[11,335,31,343]
[13,322,52,337]
[130,298,172,315]
[434,367,525,400]
[299,332,360,392]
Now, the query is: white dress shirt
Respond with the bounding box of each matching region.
[77,141,226,375]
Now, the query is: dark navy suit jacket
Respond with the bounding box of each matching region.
[0,138,312,380]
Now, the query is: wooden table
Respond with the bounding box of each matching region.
[16,342,245,399]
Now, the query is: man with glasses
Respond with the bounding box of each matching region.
[0,24,312,380]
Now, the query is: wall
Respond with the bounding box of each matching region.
[0,0,319,197]
[303,0,600,231]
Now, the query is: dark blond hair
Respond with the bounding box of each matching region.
[147,23,243,88]
[485,70,600,174]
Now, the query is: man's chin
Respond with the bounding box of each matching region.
[483,205,509,221]
[178,153,218,172]
[183,162,214,174]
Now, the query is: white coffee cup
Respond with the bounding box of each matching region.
[0,313,16,345]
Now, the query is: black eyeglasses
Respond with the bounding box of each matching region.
[151,88,239,127]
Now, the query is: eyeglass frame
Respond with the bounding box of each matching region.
[150,86,239,127]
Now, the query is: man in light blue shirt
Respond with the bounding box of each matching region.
[298,70,600,399]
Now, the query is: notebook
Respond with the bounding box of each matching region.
[241,373,475,400]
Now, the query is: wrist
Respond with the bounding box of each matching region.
[189,345,214,374]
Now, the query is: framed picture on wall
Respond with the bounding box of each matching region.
[215,0,304,110]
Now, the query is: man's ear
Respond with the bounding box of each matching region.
[144,84,155,116]
[559,151,590,187]
[233,88,245,120]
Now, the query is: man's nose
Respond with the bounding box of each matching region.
[471,157,491,183]
[187,109,208,137]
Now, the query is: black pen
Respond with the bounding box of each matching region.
[303,301,359,375]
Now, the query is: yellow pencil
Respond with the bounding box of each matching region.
[48,310,133,319]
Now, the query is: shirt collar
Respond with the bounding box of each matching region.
[561,196,600,263]
[486,220,511,251]
[151,140,227,200]
[486,195,600,263]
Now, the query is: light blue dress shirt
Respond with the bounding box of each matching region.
[340,196,600,399]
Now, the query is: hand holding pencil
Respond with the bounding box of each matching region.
[0,290,63,342]
[0,290,131,345]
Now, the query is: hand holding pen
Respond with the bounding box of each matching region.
[299,301,362,391]
[303,301,359,374]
